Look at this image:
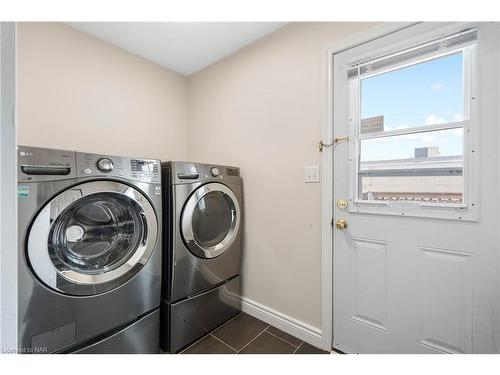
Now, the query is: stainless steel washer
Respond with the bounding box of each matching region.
[17,146,162,353]
[160,161,242,353]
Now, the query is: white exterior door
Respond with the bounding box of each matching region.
[333,23,500,353]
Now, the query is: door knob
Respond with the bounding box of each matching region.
[336,218,348,230]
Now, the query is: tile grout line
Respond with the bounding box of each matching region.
[180,313,243,354]
[292,342,303,354]
[212,312,243,334]
[179,333,210,354]
[237,324,270,353]
[264,329,301,348]
[209,334,238,353]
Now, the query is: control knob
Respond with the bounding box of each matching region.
[210,167,219,177]
[97,158,114,173]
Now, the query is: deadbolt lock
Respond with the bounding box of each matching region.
[335,219,348,230]
[336,199,348,209]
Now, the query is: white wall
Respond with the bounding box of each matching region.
[17,22,188,161]
[187,22,378,329]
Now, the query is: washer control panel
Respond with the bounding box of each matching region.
[18,145,77,183]
[76,152,160,183]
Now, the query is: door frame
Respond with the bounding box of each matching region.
[320,21,428,352]
[0,22,17,352]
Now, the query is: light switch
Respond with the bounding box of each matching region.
[304,166,320,183]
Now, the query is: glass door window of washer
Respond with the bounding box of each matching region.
[28,181,157,296]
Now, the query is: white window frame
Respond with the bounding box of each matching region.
[347,33,478,221]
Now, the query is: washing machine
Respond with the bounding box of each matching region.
[17,146,162,353]
[160,161,242,353]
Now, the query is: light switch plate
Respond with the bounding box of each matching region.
[304,166,320,183]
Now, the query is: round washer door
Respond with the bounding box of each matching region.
[181,182,240,259]
[27,180,158,296]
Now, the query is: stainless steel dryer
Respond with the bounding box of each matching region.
[160,161,242,353]
[17,146,162,353]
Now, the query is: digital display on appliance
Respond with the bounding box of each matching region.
[131,159,158,173]
[226,168,239,177]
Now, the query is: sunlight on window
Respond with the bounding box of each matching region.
[356,51,466,205]
[360,52,464,132]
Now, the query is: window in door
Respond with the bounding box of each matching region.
[348,30,477,216]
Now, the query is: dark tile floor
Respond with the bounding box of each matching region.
[180,312,330,354]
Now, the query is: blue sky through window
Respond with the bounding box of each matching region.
[360,52,464,162]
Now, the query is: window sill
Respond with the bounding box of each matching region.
[349,199,477,222]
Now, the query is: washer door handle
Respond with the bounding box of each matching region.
[140,211,148,246]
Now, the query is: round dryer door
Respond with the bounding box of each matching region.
[181,182,240,259]
[27,180,158,296]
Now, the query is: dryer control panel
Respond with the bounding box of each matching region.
[170,161,241,185]
[76,152,161,184]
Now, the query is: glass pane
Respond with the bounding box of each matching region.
[192,192,233,248]
[359,128,464,204]
[49,192,144,274]
[361,128,464,162]
[360,52,464,134]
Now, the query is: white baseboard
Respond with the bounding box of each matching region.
[239,296,325,350]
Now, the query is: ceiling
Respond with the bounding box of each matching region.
[66,22,287,76]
